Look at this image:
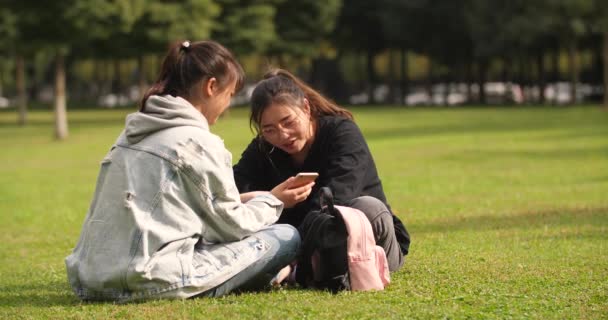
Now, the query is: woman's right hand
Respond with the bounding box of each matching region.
[271,177,315,208]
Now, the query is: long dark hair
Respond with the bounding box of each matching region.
[140,40,245,111]
[249,69,353,134]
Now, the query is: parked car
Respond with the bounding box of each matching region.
[0,96,10,109]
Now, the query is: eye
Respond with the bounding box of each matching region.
[262,128,276,136]
[283,119,296,128]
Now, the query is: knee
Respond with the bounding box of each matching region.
[266,224,301,258]
[348,196,391,222]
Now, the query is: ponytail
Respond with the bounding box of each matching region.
[140,40,244,112]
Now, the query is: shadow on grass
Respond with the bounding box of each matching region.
[438,146,608,162]
[364,118,608,141]
[0,280,82,307]
[413,206,608,235]
[0,109,129,129]
[0,117,126,130]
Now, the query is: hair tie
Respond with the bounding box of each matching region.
[181,41,191,52]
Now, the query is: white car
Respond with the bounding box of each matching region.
[0,96,10,108]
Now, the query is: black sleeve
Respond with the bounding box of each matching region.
[320,120,372,204]
[233,138,268,193]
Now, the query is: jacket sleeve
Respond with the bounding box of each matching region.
[179,136,283,243]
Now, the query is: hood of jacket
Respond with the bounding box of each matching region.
[125,95,209,144]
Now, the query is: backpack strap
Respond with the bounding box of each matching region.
[320,187,335,214]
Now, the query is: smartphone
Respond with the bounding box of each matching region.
[290,172,319,188]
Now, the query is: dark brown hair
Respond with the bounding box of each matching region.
[249,68,353,134]
[140,40,245,111]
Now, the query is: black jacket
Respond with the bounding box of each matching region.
[233,115,410,255]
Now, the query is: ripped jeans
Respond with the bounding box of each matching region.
[197,224,300,297]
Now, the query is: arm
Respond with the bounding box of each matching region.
[184,138,284,243]
[309,120,375,208]
[239,191,268,203]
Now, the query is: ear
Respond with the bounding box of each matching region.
[202,77,218,97]
[302,98,311,115]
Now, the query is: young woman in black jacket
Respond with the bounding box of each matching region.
[233,69,410,271]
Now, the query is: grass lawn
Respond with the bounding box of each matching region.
[1,105,607,319]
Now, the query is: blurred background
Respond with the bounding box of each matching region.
[1,0,608,135]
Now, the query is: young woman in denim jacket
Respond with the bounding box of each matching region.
[233,69,411,273]
[65,42,314,302]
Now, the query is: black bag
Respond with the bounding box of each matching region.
[296,187,350,292]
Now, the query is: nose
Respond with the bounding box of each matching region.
[277,128,290,140]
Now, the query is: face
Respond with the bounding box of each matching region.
[202,78,237,125]
[260,101,314,156]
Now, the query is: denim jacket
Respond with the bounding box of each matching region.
[65,95,283,301]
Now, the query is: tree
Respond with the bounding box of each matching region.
[213,0,279,57]
[333,0,387,104]
[271,0,342,97]
[271,0,341,58]
[543,0,594,105]
[590,0,608,108]
[0,6,26,124]
[6,0,116,139]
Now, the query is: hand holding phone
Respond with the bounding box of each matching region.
[290,172,319,189]
[271,172,318,208]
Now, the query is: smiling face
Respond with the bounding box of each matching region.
[260,101,315,158]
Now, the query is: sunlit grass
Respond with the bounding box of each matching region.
[1,105,607,319]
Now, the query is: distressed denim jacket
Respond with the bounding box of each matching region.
[65,95,283,301]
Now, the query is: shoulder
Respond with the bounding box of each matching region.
[149,126,229,164]
[318,115,364,140]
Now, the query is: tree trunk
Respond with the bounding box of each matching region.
[113,59,122,94]
[478,61,487,105]
[92,59,102,97]
[603,31,608,109]
[16,55,27,125]
[526,57,535,104]
[443,70,450,106]
[388,49,396,104]
[518,56,526,96]
[366,50,376,104]
[54,53,68,140]
[502,57,514,105]
[0,64,3,96]
[568,40,578,105]
[426,60,433,105]
[138,55,147,101]
[465,62,473,103]
[400,48,408,106]
[537,52,546,104]
[552,48,560,105]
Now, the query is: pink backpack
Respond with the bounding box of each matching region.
[296,188,390,291]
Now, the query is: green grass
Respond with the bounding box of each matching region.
[1,106,607,319]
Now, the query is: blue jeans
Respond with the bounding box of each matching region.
[197,224,300,298]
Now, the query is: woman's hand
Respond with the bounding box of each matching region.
[271,177,315,208]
